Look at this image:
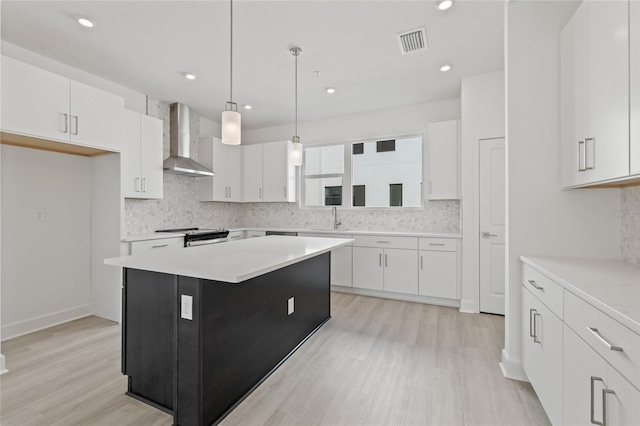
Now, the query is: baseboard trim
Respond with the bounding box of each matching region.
[499,348,528,382]
[459,299,478,313]
[0,354,7,375]
[1,304,93,341]
[331,286,460,308]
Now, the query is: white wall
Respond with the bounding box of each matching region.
[503,0,621,379]
[460,70,506,313]
[1,146,93,340]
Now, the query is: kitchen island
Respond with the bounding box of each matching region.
[105,236,351,426]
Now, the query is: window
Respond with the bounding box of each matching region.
[302,135,422,209]
[353,185,366,207]
[390,184,403,206]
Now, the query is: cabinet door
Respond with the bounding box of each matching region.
[198,137,227,201]
[242,144,263,202]
[122,110,142,198]
[607,365,640,426]
[585,0,629,182]
[564,325,609,426]
[69,80,124,152]
[1,56,71,142]
[521,287,563,425]
[383,248,418,295]
[226,146,243,202]
[331,245,352,287]
[426,120,458,199]
[631,0,640,176]
[352,247,383,291]
[419,250,457,299]
[561,2,588,188]
[263,141,295,202]
[139,114,163,199]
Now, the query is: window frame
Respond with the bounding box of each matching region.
[299,132,424,211]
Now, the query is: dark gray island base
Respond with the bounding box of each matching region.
[122,252,331,426]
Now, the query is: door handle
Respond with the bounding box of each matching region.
[585,137,595,170]
[420,255,423,270]
[59,113,68,133]
[379,253,382,267]
[284,186,287,199]
[141,178,146,193]
[482,232,498,238]
[533,312,541,343]
[229,187,232,198]
[259,187,262,199]
[71,115,79,135]
[591,376,604,426]
[528,280,544,290]
[578,140,586,172]
[529,309,536,338]
[602,388,615,426]
[135,177,140,192]
[587,327,623,352]
[384,253,388,267]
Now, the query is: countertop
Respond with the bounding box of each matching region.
[122,228,461,243]
[520,255,640,334]
[106,236,352,283]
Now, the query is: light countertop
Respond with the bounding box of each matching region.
[106,236,352,283]
[520,255,640,334]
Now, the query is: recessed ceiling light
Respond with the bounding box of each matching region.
[244,105,252,110]
[440,64,452,72]
[184,73,197,80]
[436,0,453,11]
[326,87,336,94]
[77,17,95,28]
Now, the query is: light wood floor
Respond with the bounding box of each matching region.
[1,293,550,426]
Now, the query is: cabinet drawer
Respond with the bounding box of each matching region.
[228,231,244,241]
[419,238,457,252]
[565,291,640,390]
[298,233,352,246]
[522,264,564,319]
[353,235,417,250]
[246,231,266,238]
[130,238,184,255]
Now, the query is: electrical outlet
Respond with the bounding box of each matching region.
[287,297,294,315]
[181,295,193,320]
[34,208,46,222]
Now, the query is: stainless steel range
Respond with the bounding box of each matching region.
[156,227,229,247]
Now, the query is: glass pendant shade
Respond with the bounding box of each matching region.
[291,136,303,166]
[221,109,241,145]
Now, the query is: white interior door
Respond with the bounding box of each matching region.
[479,138,505,315]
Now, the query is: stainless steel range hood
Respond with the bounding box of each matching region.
[163,102,215,177]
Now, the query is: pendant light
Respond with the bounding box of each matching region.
[222,0,241,145]
[290,47,303,166]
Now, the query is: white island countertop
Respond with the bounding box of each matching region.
[520,255,640,334]
[106,236,352,283]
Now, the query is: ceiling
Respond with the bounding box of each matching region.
[1,1,504,130]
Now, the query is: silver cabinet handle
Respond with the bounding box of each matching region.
[602,388,615,426]
[259,187,262,199]
[482,232,498,238]
[529,309,536,338]
[533,312,541,343]
[152,244,168,249]
[225,187,229,198]
[141,178,146,193]
[59,113,68,133]
[429,243,446,246]
[420,255,423,270]
[71,115,79,135]
[377,241,391,244]
[379,253,382,267]
[528,280,543,290]
[591,376,604,426]
[587,327,623,352]
[384,253,388,267]
[585,137,595,170]
[284,186,287,199]
[229,187,232,198]
[578,140,586,171]
[135,177,140,192]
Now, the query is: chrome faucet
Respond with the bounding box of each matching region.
[331,206,341,230]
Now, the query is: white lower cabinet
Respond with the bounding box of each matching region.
[521,286,564,426]
[353,246,418,295]
[246,230,266,238]
[564,326,640,426]
[419,245,457,299]
[129,237,184,255]
[228,230,245,241]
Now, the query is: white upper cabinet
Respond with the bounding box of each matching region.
[1,56,124,152]
[561,1,631,187]
[199,137,243,202]
[262,141,296,202]
[426,120,459,200]
[631,0,640,175]
[122,110,163,199]
[242,144,263,202]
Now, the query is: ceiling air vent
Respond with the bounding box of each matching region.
[397,27,428,55]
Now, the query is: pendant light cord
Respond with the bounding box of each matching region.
[295,51,298,136]
[229,0,233,103]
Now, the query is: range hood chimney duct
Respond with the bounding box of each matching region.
[163,102,215,177]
